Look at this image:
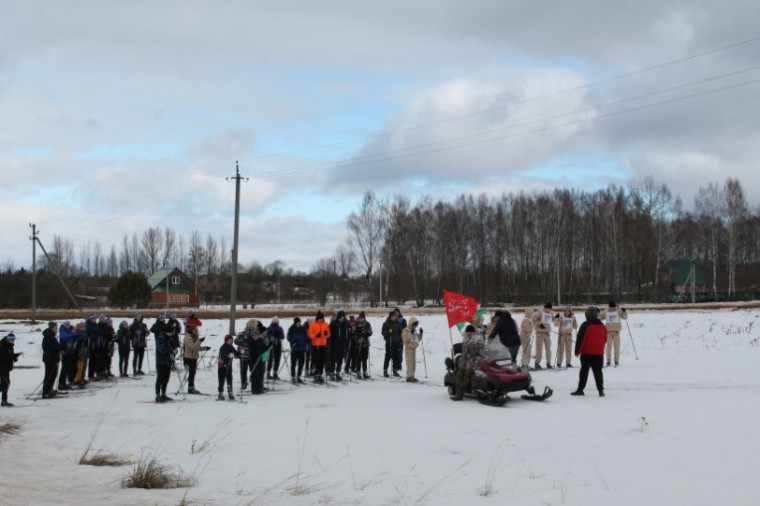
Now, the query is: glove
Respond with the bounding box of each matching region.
[539,324,545,329]
[200,337,205,342]
[202,346,211,351]
[622,308,627,313]
[419,328,424,336]
[261,350,270,363]
[228,353,235,360]
[555,313,560,319]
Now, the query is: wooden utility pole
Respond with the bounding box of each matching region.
[29,223,37,324]
[227,162,248,336]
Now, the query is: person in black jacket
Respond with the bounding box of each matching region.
[266,317,285,380]
[41,322,61,398]
[152,314,178,403]
[130,313,149,375]
[246,319,269,394]
[328,311,349,381]
[115,321,131,377]
[287,317,309,384]
[0,333,22,406]
[381,311,403,377]
[488,310,521,364]
[217,335,240,400]
[352,312,373,379]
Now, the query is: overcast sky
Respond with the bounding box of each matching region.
[2,1,759,272]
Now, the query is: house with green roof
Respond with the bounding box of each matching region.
[663,259,706,294]
[147,267,201,308]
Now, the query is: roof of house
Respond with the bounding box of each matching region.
[666,259,706,286]
[147,268,176,289]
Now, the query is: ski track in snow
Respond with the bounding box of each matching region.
[0,309,759,505]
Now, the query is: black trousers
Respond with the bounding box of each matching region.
[357,345,369,373]
[291,350,305,378]
[239,358,249,387]
[249,354,266,393]
[384,341,402,371]
[155,365,171,396]
[59,352,75,387]
[133,347,145,373]
[118,346,130,376]
[577,355,604,393]
[0,371,10,402]
[43,361,59,395]
[267,344,282,375]
[218,364,233,392]
[311,346,327,376]
[185,358,197,388]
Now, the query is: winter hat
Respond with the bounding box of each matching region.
[465,325,476,333]
[224,334,233,342]
[6,333,15,342]
[358,311,366,319]
[245,319,258,329]
[293,317,301,324]
[89,314,98,320]
[493,310,503,318]
[316,310,324,320]
[608,301,617,308]
[503,310,511,318]
[271,316,280,324]
[158,313,166,320]
[98,314,106,320]
[62,320,71,328]
[106,318,113,326]
[170,312,177,319]
[564,304,572,312]
[48,321,57,329]
[348,316,356,324]
[544,302,553,309]
[120,320,129,328]
[134,312,142,319]
[187,309,195,316]
[585,306,600,320]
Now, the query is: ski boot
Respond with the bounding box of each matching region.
[188,387,201,395]
[1,400,13,407]
[227,390,235,401]
[217,392,225,401]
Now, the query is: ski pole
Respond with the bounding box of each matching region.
[421,336,428,379]
[625,318,639,360]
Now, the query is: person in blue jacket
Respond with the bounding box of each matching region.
[266,317,285,380]
[58,320,76,390]
[287,317,309,384]
[152,314,179,403]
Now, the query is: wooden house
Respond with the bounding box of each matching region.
[147,267,201,308]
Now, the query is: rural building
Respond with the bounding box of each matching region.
[147,267,201,308]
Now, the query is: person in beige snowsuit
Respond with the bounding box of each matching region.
[520,308,535,368]
[532,303,554,369]
[401,317,423,383]
[553,305,578,367]
[601,301,628,366]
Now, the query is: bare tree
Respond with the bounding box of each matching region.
[723,178,748,296]
[347,191,386,304]
[186,230,205,284]
[93,240,105,277]
[695,182,722,298]
[141,227,164,275]
[163,227,177,268]
[107,244,119,277]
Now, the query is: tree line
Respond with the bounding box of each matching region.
[1,176,758,308]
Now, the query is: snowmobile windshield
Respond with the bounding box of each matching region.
[481,339,513,363]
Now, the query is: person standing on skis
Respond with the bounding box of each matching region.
[352,312,373,379]
[532,303,554,369]
[287,317,309,384]
[0,333,22,406]
[41,322,60,399]
[520,308,535,368]
[601,301,628,367]
[184,326,209,394]
[328,311,349,381]
[235,320,256,390]
[308,311,330,384]
[152,314,178,403]
[554,305,578,368]
[401,317,423,382]
[266,317,285,380]
[217,335,240,400]
[382,311,403,377]
[246,319,269,394]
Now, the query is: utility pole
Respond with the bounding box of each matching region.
[227,161,248,336]
[29,224,81,311]
[29,223,37,324]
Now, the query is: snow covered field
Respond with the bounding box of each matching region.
[1,308,759,506]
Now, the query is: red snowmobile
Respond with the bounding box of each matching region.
[444,340,552,406]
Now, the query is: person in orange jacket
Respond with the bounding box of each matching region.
[308,311,331,384]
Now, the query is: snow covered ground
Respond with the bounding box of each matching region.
[1,308,759,506]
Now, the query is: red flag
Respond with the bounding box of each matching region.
[443,290,480,328]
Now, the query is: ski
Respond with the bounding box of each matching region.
[520,386,554,401]
[2,402,51,408]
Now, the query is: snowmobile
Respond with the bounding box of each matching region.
[444,340,553,406]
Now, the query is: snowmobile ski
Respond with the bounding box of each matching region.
[521,386,553,401]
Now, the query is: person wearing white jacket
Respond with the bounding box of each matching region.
[401,317,423,383]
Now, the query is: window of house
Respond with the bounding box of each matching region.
[171,276,180,285]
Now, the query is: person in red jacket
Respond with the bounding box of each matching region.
[571,306,608,397]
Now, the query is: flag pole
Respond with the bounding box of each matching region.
[448,326,456,359]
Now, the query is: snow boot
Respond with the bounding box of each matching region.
[533,363,542,370]
[155,395,162,403]
[1,400,13,407]
[228,390,235,401]
[392,369,401,377]
[363,372,370,380]
[292,378,297,385]
[570,390,585,396]
[383,370,389,378]
[161,394,173,402]
[217,392,225,401]
[606,360,611,367]
[188,387,201,395]
[599,390,605,397]
[545,363,553,369]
